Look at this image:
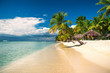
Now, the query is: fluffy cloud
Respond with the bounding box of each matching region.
[0,17,50,36]
[70,25,76,28]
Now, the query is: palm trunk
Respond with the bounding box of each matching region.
[77,39,84,45]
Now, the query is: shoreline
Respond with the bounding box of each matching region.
[0,43,56,70]
[0,40,110,73]
[0,44,56,71]
[0,43,74,73]
[62,40,110,73]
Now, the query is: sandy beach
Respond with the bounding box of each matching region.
[62,40,110,73]
[0,0,110,72]
[0,44,74,73]
[0,40,110,73]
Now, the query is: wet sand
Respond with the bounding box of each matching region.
[1,40,110,73]
[0,44,74,73]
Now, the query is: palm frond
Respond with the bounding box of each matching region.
[107,5,110,10]
[64,13,67,16]
[49,25,58,34]
[106,10,110,16]
[97,5,108,13]
[96,0,110,5]
[63,20,72,25]
[49,19,57,26]
[49,11,71,34]
[102,9,109,18]
[52,14,57,18]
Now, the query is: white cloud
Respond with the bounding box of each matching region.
[0,17,50,36]
[70,25,76,28]
[43,14,47,17]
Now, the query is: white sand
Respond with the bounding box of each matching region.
[0,44,74,73]
[63,40,110,70]
[1,40,110,73]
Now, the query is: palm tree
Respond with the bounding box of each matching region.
[75,16,86,27]
[75,16,91,34]
[89,13,103,31]
[49,12,72,34]
[88,13,110,39]
[96,0,110,18]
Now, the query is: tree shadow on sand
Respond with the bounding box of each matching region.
[65,42,87,48]
[58,43,110,73]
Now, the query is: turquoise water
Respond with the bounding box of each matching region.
[0,41,55,68]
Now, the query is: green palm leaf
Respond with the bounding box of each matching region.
[49,25,58,34]
[49,11,72,34]
[63,20,72,25]
[96,0,110,18]
[96,0,110,5]
[97,5,108,13]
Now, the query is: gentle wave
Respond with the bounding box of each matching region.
[0,41,55,68]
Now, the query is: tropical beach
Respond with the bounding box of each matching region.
[62,40,110,71]
[0,44,74,73]
[0,40,110,73]
[0,0,110,73]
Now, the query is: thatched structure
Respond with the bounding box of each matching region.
[72,30,101,45]
[83,30,101,37]
[106,34,110,38]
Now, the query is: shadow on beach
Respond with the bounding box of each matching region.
[58,43,110,73]
[65,42,87,48]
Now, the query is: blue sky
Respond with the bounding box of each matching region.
[0,0,103,36]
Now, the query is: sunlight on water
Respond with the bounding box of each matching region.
[0,41,55,68]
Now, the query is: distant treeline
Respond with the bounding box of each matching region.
[0,35,56,42]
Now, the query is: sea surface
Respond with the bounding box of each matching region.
[0,41,55,68]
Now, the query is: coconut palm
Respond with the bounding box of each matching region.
[49,12,72,34]
[75,16,86,28]
[74,16,86,34]
[55,25,72,41]
[88,14,103,32]
[81,13,110,39]
[99,17,110,36]
[75,16,91,34]
[96,0,110,18]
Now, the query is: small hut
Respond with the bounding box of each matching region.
[87,30,101,39]
[72,30,101,45]
[72,34,84,45]
[72,34,82,40]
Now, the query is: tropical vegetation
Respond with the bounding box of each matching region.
[49,12,73,41]
[96,0,110,18]
[49,0,110,42]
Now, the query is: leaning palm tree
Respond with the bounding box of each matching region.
[96,0,110,18]
[72,30,101,45]
[106,33,110,37]
[49,12,72,34]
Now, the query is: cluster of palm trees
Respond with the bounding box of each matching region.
[74,13,110,39]
[49,0,110,42]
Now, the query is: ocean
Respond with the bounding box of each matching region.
[0,41,55,68]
